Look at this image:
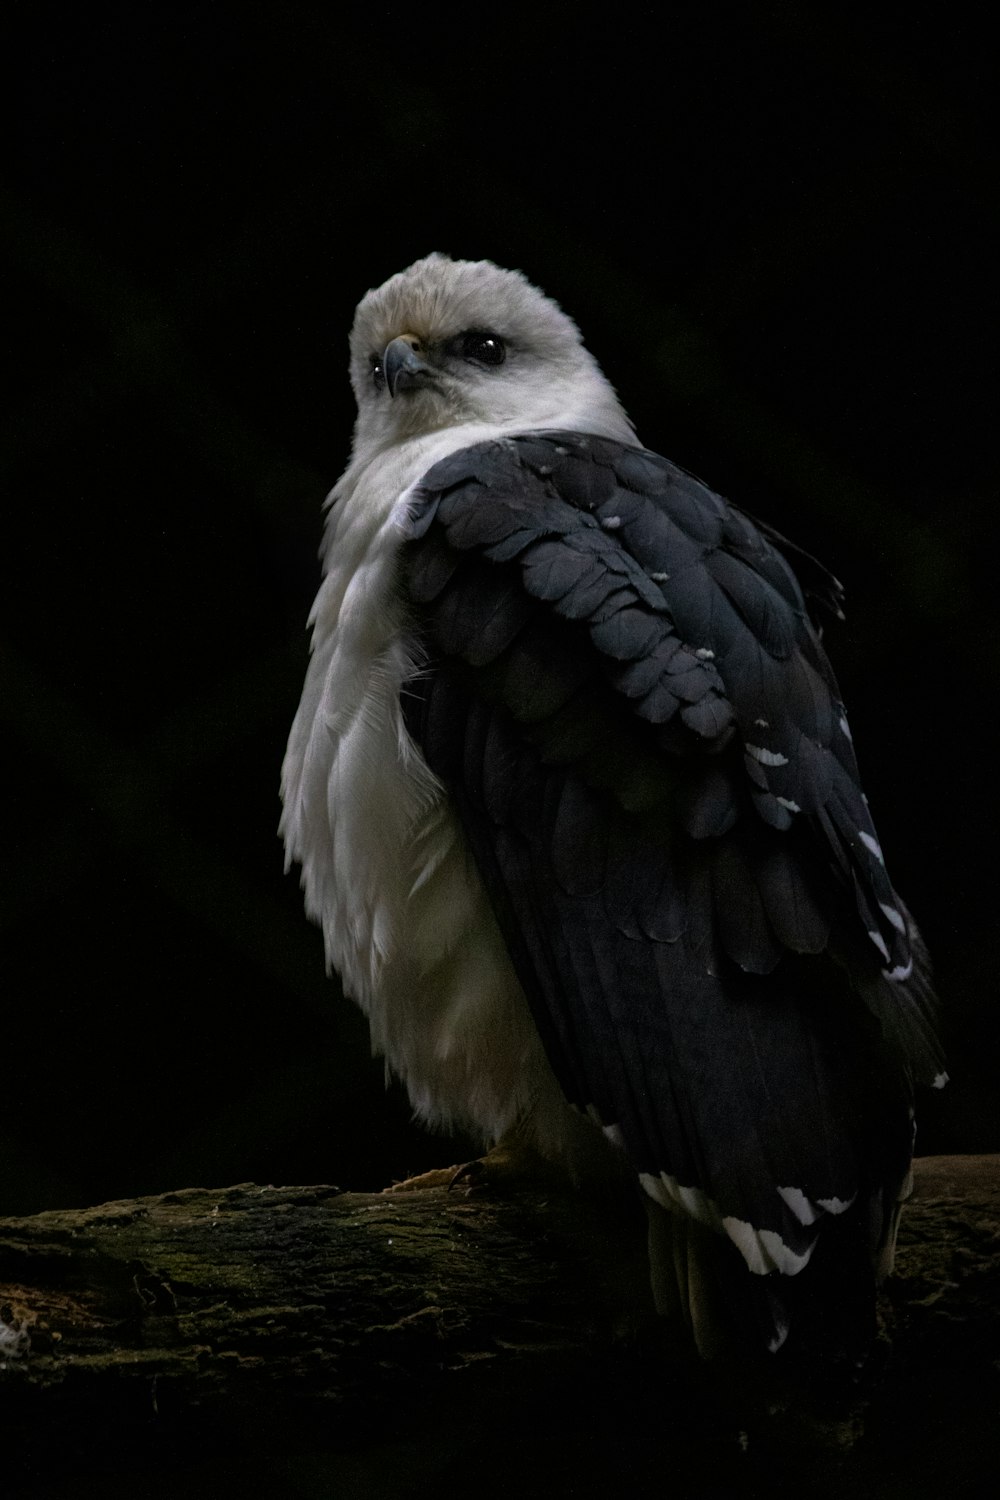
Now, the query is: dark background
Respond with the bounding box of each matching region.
[2,2,995,1221]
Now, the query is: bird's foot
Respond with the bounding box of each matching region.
[383,1139,554,1195]
[382,1164,465,1193]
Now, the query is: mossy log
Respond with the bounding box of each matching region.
[0,1176,637,1415]
[1,1156,998,1496]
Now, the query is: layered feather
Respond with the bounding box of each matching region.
[401,430,942,1351]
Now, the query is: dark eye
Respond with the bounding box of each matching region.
[371,355,386,391]
[458,331,506,366]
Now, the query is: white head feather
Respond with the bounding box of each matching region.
[346,253,636,462]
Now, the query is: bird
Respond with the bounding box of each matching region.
[280,253,945,1366]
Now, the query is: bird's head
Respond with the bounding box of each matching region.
[346,254,634,459]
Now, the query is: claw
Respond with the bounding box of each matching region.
[448,1158,487,1191]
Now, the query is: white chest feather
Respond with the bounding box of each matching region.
[279,437,565,1145]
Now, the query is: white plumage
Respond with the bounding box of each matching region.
[280,255,628,1153]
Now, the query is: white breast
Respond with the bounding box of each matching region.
[280,434,569,1146]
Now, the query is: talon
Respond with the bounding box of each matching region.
[448,1159,486,1191]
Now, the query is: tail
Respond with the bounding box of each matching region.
[644,1190,900,1371]
[645,1199,738,1361]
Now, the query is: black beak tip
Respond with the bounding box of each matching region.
[384,337,433,397]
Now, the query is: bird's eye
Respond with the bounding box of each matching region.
[457,331,506,366]
[371,355,386,392]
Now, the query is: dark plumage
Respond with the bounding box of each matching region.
[402,430,943,1351]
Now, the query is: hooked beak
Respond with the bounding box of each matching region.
[384,335,434,397]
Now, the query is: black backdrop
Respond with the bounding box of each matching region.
[2,3,995,1221]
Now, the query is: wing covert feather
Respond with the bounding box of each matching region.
[400,431,942,1332]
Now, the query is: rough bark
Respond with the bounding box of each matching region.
[1,1156,998,1496]
[0,1177,636,1413]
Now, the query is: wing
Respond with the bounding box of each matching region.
[400,431,942,1320]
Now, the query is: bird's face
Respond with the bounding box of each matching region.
[346,254,633,458]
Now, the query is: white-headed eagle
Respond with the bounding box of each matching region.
[280,254,944,1362]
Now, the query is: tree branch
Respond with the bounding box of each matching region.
[1,1156,998,1493]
